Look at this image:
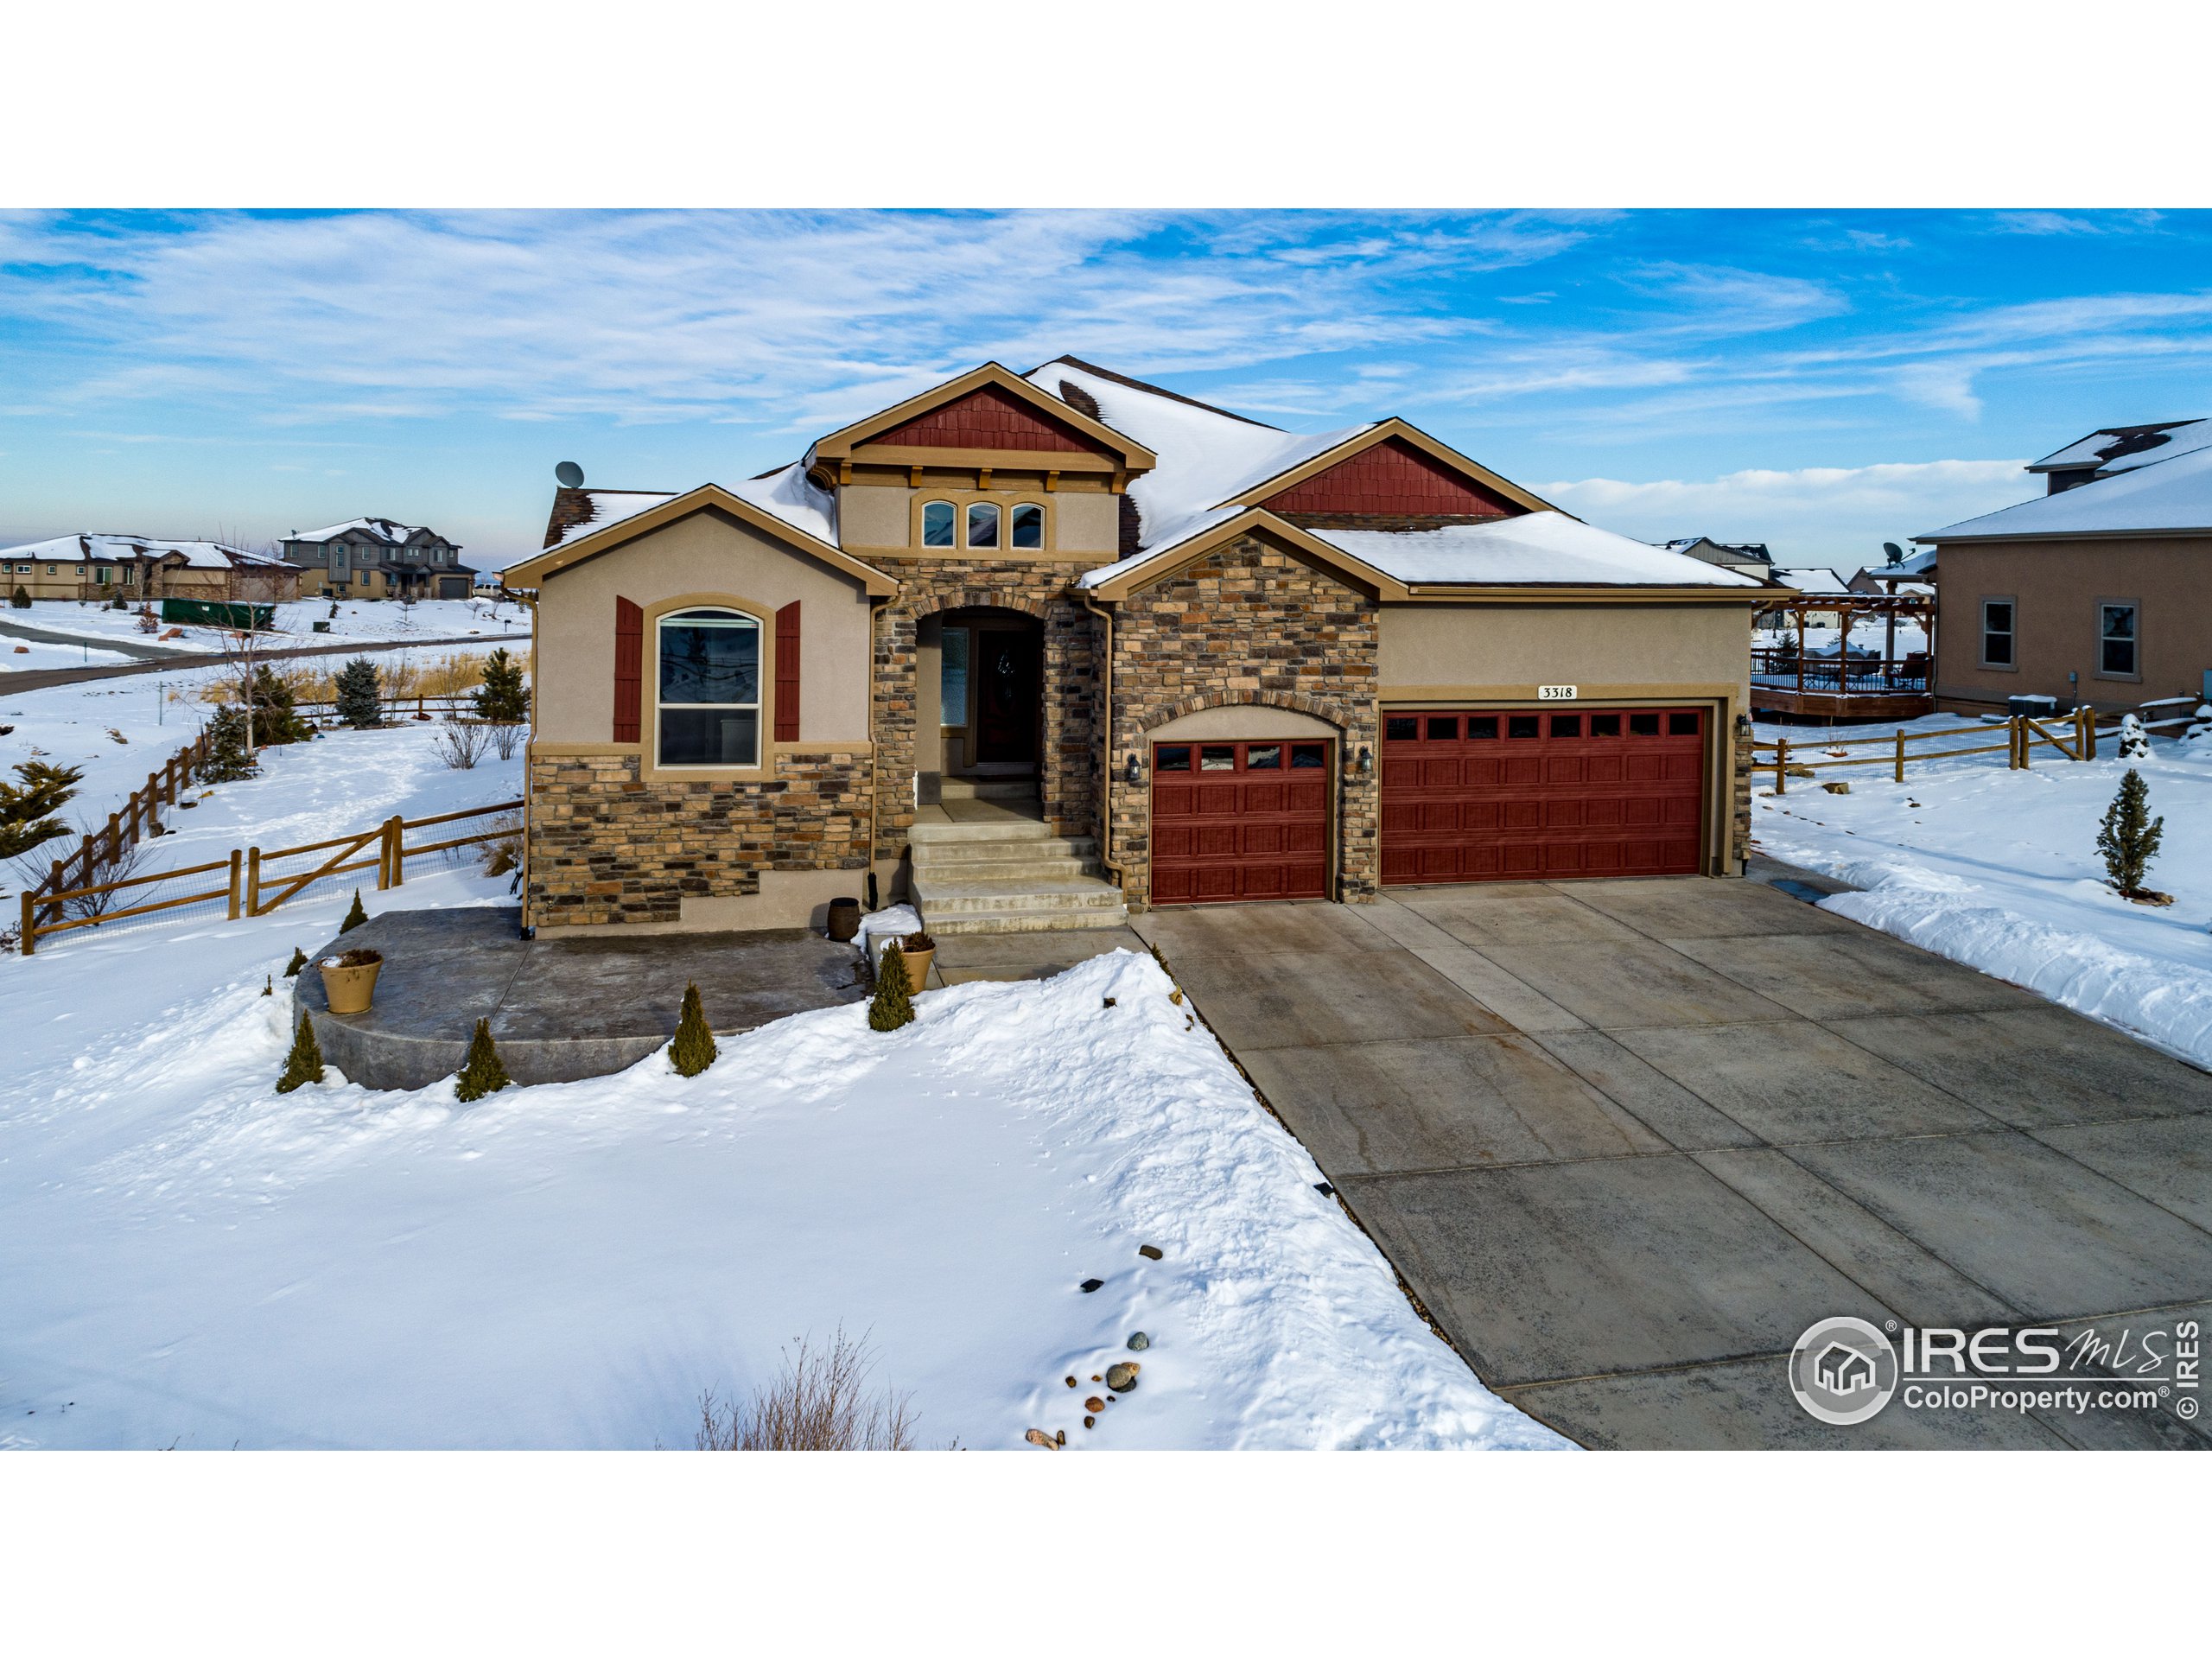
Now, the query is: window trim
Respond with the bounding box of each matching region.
[2093,595,2142,683]
[640,594,777,781]
[1978,594,2018,673]
[906,490,1055,553]
[919,499,958,549]
[965,499,1001,550]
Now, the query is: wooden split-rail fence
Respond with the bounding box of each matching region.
[1758,700,2191,794]
[22,728,218,921]
[18,798,522,956]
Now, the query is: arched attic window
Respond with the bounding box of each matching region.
[966,501,1000,549]
[1010,503,1043,549]
[921,501,957,548]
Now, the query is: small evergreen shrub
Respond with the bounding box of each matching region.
[199,705,257,782]
[2096,769,2165,896]
[247,665,310,746]
[340,889,368,933]
[868,943,915,1032]
[0,759,83,861]
[334,656,383,729]
[284,946,308,977]
[454,1017,512,1103]
[9,585,28,609]
[2117,713,2151,760]
[671,981,718,1077]
[276,1014,325,1093]
[473,646,529,726]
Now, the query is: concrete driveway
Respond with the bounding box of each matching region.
[1132,874,2212,1449]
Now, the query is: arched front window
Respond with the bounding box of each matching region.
[1010,503,1044,550]
[658,607,760,767]
[966,501,1000,549]
[921,501,957,548]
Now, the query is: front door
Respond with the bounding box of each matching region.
[972,628,1040,764]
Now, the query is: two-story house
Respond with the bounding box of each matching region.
[281,518,476,600]
[0,534,299,603]
[502,359,1772,938]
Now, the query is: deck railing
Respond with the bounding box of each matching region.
[1750,647,1930,696]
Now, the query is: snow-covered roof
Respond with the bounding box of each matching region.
[1920,440,2212,541]
[1770,566,1853,594]
[545,464,837,554]
[1660,535,1773,563]
[547,491,680,551]
[289,517,453,547]
[2027,420,2210,477]
[1027,357,1370,554]
[0,533,289,569]
[1310,513,1766,588]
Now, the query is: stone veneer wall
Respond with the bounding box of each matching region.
[1106,537,1380,910]
[869,556,1101,859]
[526,749,870,927]
[1728,717,1753,872]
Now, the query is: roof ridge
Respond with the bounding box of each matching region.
[1034,355,1282,432]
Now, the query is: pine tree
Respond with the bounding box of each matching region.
[248,665,308,746]
[276,1014,325,1093]
[473,647,529,726]
[2117,714,2151,760]
[9,585,29,609]
[2096,768,2165,896]
[284,946,308,977]
[868,942,915,1032]
[670,980,718,1076]
[0,760,83,860]
[454,1017,512,1102]
[334,656,383,729]
[199,705,257,782]
[340,889,368,933]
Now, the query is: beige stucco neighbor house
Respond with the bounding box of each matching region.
[1916,421,2212,715]
[1,534,300,603]
[502,359,1771,938]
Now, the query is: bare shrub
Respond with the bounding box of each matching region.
[477,810,522,877]
[63,836,150,923]
[487,721,526,761]
[695,1328,920,1451]
[430,720,488,771]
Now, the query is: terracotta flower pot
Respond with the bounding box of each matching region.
[899,946,935,991]
[320,955,383,1015]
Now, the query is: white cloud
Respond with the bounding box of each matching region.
[1538,458,2033,566]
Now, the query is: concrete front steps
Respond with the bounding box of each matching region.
[908,810,1128,936]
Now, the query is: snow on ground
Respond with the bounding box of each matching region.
[1753,714,2212,1068]
[9,596,527,653]
[2,637,138,673]
[1,726,1559,1452]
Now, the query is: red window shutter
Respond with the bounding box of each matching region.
[775,601,802,743]
[613,596,643,743]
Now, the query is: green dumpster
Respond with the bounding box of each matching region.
[160,598,276,630]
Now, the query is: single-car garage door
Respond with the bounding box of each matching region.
[1381,707,1707,883]
[1152,739,1332,904]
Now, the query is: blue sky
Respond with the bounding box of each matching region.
[4,207,2210,570]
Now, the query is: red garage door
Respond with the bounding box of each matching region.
[1152,739,1332,904]
[1381,707,1707,884]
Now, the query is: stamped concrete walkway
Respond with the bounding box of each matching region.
[1133,877,2212,1449]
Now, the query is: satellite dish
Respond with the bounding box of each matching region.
[555,461,585,489]
[1882,541,1904,563]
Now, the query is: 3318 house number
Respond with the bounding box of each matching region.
[1537,684,1578,701]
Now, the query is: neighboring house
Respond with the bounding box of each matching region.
[0,534,299,603]
[281,518,476,599]
[502,358,1769,937]
[1659,537,1775,578]
[1764,566,1853,626]
[1916,423,2212,714]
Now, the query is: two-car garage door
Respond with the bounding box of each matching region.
[1379,706,1707,883]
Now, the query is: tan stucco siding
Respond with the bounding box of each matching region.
[1146,704,1341,741]
[836,481,1119,555]
[535,505,874,744]
[1932,537,2212,710]
[1377,601,1753,702]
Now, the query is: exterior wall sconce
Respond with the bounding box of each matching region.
[1356,746,1373,774]
[1124,752,1141,785]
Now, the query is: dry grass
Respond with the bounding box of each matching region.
[477,810,522,877]
[695,1328,922,1451]
[196,652,489,708]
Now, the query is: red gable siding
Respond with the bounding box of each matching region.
[1260,437,1520,518]
[870,385,1107,454]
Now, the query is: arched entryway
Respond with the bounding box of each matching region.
[921,606,1045,785]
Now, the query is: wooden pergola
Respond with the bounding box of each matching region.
[1751,590,1937,721]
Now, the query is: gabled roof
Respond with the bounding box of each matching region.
[0,533,289,570]
[503,483,896,595]
[1919,440,2212,543]
[2027,420,2209,476]
[807,362,1156,473]
[1075,508,1412,602]
[289,517,454,547]
[1215,418,1559,518]
[1317,513,1766,589]
[1661,536,1774,564]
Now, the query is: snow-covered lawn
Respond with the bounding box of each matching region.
[2,637,139,672]
[10,596,525,653]
[1753,715,2212,1068]
[2,721,1558,1452]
